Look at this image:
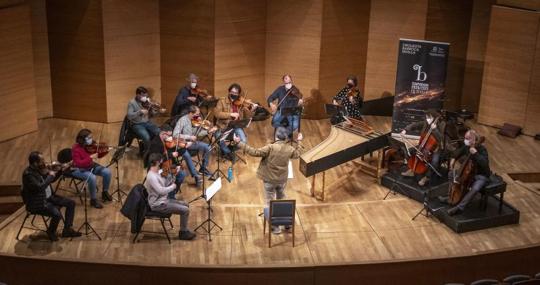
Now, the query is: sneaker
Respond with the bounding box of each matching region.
[102,191,113,202]
[46,229,59,241]
[271,226,282,235]
[179,230,196,240]
[447,206,462,216]
[61,227,82,238]
[199,167,212,177]
[90,199,103,209]
[401,169,414,177]
[418,176,429,187]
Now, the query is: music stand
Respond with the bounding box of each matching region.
[74,164,102,240]
[210,128,235,182]
[198,97,219,117]
[226,118,251,164]
[107,144,128,204]
[324,104,346,116]
[194,177,223,241]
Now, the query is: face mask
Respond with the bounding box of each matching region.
[190,82,197,89]
[347,83,354,88]
[229,94,239,101]
[139,96,148,103]
[426,117,433,125]
[464,139,471,146]
[85,137,93,145]
[285,83,292,90]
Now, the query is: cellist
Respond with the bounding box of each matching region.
[400,110,445,186]
[446,130,491,216]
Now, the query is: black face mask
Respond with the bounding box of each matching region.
[347,83,354,89]
[229,94,239,101]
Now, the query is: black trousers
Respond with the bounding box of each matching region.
[40,195,76,233]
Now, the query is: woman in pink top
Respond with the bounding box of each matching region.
[71,129,112,209]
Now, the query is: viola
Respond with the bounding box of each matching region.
[447,137,485,205]
[85,142,113,158]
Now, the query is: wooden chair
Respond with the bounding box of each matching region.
[262,199,296,248]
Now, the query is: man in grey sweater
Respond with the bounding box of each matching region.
[144,153,196,240]
[127,86,163,149]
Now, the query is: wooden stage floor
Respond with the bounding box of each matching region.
[0,117,539,267]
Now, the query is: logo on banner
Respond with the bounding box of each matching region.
[413,64,427,81]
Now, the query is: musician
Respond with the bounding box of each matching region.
[332,75,363,124]
[126,86,162,149]
[21,151,82,241]
[267,74,303,137]
[173,105,217,177]
[144,153,196,240]
[171,73,200,118]
[144,125,189,196]
[214,83,258,161]
[71,129,112,209]
[400,110,445,187]
[447,130,491,215]
[233,127,303,235]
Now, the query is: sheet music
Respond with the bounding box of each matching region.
[206,177,222,201]
[288,160,294,179]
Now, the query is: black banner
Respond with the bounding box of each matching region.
[392,39,449,137]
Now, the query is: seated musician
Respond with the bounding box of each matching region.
[267,74,303,137]
[173,105,217,177]
[400,110,445,187]
[126,86,162,150]
[214,83,258,161]
[22,151,82,241]
[171,73,212,118]
[446,130,491,216]
[144,153,196,240]
[332,75,364,124]
[144,125,189,196]
[71,129,112,209]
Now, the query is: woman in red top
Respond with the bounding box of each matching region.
[71,129,112,209]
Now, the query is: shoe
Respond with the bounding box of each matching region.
[283,226,292,233]
[102,191,113,202]
[418,176,429,187]
[199,167,212,177]
[447,206,462,216]
[179,230,196,240]
[401,169,414,177]
[61,227,82,238]
[195,176,203,188]
[90,199,103,209]
[271,226,282,235]
[46,229,59,241]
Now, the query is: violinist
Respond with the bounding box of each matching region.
[214,83,258,161]
[400,110,445,187]
[71,129,112,209]
[332,75,363,124]
[171,73,214,117]
[267,74,303,137]
[173,105,217,177]
[446,130,491,216]
[126,86,162,150]
[21,151,82,241]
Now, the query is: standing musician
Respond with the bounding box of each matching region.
[71,129,112,209]
[170,73,214,118]
[126,86,164,150]
[173,105,217,178]
[267,74,304,137]
[22,151,82,241]
[332,75,364,124]
[446,130,491,215]
[214,83,259,161]
[400,110,445,186]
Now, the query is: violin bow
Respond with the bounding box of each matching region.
[194,110,213,138]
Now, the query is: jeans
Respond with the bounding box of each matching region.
[455,174,489,210]
[182,151,199,178]
[40,195,76,233]
[71,164,111,200]
[132,121,160,146]
[152,200,190,231]
[168,170,186,199]
[188,141,211,170]
[263,181,287,206]
[272,110,299,134]
[425,152,441,180]
[217,128,246,155]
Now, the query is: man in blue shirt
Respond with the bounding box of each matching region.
[267,74,304,137]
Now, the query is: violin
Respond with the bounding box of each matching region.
[46,161,73,172]
[191,115,213,130]
[164,137,187,149]
[233,96,257,108]
[85,142,113,158]
[142,99,166,114]
[160,159,178,178]
[406,117,440,175]
[447,136,485,205]
[191,87,214,101]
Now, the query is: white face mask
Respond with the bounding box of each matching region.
[85,137,93,145]
[426,117,433,125]
[285,83,292,90]
[464,139,471,146]
[139,96,148,103]
[190,82,197,89]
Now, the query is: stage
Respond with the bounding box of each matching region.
[0,117,539,268]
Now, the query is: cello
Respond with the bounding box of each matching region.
[406,116,440,175]
[447,136,485,206]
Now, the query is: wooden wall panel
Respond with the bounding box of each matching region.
[478,6,539,129]
[102,0,160,123]
[497,0,540,11]
[214,0,266,104]
[47,0,107,122]
[160,0,214,111]
[364,0,428,100]
[425,0,473,111]
[265,0,323,118]
[29,0,53,119]
[524,24,540,135]
[317,0,370,119]
[461,0,496,113]
[0,4,38,142]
